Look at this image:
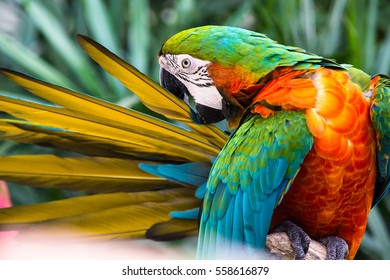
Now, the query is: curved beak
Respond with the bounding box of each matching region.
[160,67,189,102]
[159,67,224,124]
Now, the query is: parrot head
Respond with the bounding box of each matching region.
[158,25,320,128]
[158,54,226,125]
[158,25,259,128]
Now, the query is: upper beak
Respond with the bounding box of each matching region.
[159,56,174,74]
[158,56,165,67]
[159,67,188,101]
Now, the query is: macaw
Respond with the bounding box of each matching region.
[0,26,388,260]
[157,26,390,260]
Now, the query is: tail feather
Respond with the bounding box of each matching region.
[11,197,199,241]
[1,120,144,158]
[0,155,179,193]
[0,35,226,245]
[0,188,199,241]
[0,88,215,162]
[146,218,198,241]
[1,69,223,157]
[0,188,193,227]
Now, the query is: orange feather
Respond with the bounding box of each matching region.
[247,67,376,259]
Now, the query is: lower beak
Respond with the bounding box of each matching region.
[159,67,224,124]
[160,67,189,101]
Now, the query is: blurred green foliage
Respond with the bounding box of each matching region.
[0,0,389,259]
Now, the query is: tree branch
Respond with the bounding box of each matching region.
[266,232,327,260]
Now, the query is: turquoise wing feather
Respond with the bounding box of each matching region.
[371,75,390,206]
[140,161,212,220]
[197,110,314,259]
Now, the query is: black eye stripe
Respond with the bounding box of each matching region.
[178,72,213,87]
[192,66,204,74]
[166,55,178,69]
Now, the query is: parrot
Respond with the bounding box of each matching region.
[0,25,388,260]
[157,26,390,260]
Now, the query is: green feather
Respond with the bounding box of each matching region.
[371,75,390,206]
[160,25,340,79]
[197,110,314,258]
[346,66,371,91]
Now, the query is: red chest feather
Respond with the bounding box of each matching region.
[260,68,377,259]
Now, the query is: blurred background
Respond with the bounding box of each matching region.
[0,0,389,259]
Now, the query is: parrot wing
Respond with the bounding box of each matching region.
[0,69,223,162]
[0,155,177,193]
[370,74,390,206]
[197,110,314,259]
[0,188,198,240]
[0,36,228,242]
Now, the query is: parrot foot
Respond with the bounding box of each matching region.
[272,220,311,260]
[318,236,349,260]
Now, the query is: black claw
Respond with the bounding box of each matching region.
[319,236,349,260]
[273,220,311,260]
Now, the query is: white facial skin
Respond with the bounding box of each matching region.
[159,54,223,110]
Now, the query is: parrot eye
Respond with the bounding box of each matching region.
[181,58,191,68]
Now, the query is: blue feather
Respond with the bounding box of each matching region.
[232,190,244,242]
[195,182,207,198]
[170,208,199,219]
[217,185,233,219]
[223,197,235,252]
[139,162,211,186]
[201,191,213,223]
[197,221,208,259]
[158,162,211,185]
[215,215,226,253]
[209,183,225,226]
[138,163,161,178]
[242,191,255,253]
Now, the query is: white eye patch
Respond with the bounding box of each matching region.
[159,54,223,110]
